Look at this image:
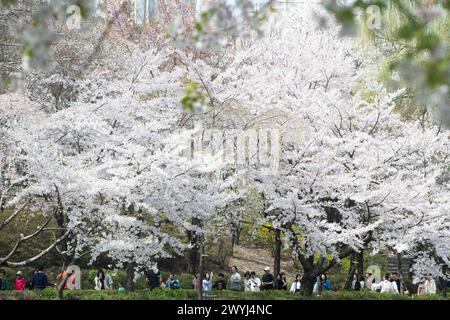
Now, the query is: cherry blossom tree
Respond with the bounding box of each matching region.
[12,43,238,279]
[210,4,450,294]
[0,94,70,267]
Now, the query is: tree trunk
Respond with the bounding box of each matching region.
[437,277,447,297]
[396,253,405,294]
[126,261,136,292]
[197,240,204,300]
[57,271,72,300]
[345,254,357,290]
[437,260,448,297]
[187,218,201,274]
[356,251,364,275]
[54,185,73,265]
[397,253,403,276]
[300,272,316,296]
[187,242,199,274]
[231,234,235,257]
[345,251,363,290]
[274,228,282,278]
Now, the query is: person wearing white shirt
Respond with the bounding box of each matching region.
[243,272,252,292]
[202,272,213,293]
[424,276,437,294]
[249,271,261,292]
[371,275,399,294]
[290,274,302,293]
[230,266,242,291]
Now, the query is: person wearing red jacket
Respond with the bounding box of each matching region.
[15,271,26,291]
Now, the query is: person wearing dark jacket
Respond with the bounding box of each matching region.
[275,272,288,290]
[145,268,161,290]
[261,267,274,290]
[213,273,227,290]
[31,266,49,290]
[0,269,9,290]
[351,273,362,291]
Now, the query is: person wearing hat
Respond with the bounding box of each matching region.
[15,271,26,291]
[261,267,274,290]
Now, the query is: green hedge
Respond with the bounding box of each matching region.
[0,288,447,300]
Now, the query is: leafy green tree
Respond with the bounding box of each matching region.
[324,0,449,126]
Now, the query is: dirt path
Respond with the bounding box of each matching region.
[228,245,299,279]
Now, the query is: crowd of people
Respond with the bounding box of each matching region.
[348,272,438,295]
[142,267,441,297]
[0,266,49,291]
[0,265,442,296]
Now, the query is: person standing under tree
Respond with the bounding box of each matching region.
[31,266,49,290]
[365,273,374,290]
[249,271,261,292]
[15,271,26,291]
[94,269,105,290]
[27,270,37,290]
[165,274,181,289]
[192,272,200,289]
[351,273,362,291]
[319,273,331,293]
[261,267,274,290]
[202,272,213,293]
[102,266,113,290]
[275,272,288,290]
[243,271,252,292]
[290,274,302,293]
[391,272,402,294]
[56,267,75,290]
[145,268,161,291]
[424,276,437,295]
[230,266,241,291]
[372,274,399,294]
[0,269,9,290]
[213,273,226,290]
